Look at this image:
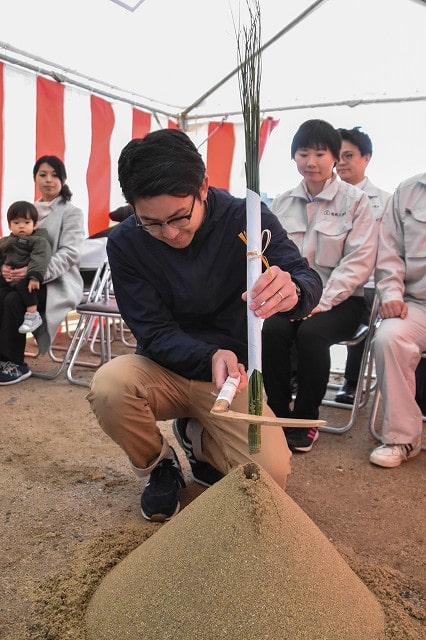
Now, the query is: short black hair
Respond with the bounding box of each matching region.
[118,129,206,205]
[337,127,373,156]
[291,119,341,161]
[7,200,38,225]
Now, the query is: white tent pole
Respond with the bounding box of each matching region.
[187,95,426,122]
[0,43,175,118]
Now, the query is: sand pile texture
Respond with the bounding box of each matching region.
[85,462,385,640]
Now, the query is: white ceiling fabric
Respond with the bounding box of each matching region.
[1,0,425,120]
[1,0,425,195]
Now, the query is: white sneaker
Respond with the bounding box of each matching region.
[18,311,43,334]
[369,443,421,468]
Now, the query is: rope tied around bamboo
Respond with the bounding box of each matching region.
[238,228,272,274]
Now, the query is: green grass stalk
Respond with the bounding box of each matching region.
[236,0,263,453]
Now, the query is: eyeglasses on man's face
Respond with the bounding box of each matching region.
[338,151,360,163]
[134,195,196,234]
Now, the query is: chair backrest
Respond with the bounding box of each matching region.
[79,238,109,299]
[80,260,113,308]
[80,237,108,271]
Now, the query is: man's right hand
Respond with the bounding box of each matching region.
[212,349,247,391]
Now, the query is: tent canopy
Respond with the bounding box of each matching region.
[0,0,425,236]
[1,0,425,122]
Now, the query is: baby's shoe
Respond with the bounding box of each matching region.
[18,311,43,334]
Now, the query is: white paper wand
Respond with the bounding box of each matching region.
[211,375,241,413]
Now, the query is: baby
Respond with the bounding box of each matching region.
[0,201,52,334]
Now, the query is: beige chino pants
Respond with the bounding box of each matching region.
[86,354,291,489]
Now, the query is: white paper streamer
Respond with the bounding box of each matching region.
[246,187,262,377]
[212,375,241,411]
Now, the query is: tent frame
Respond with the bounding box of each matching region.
[1,0,425,129]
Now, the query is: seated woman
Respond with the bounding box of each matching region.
[0,155,85,384]
[262,119,377,453]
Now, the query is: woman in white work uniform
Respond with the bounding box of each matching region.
[262,119,377,453]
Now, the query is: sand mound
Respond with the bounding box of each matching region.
[85,463,385,639]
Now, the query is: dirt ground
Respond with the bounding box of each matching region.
[1,337,425,639]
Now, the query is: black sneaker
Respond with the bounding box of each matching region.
[140,448,186,522]
[284,427,319,453]
[172,418,224,487]
[0,361,32,385]
[334,379,357,405]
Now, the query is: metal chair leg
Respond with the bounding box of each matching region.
[319,295,380,434]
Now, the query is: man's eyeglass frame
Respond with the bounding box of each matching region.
[338,151,360,163]
[134,195,196,234]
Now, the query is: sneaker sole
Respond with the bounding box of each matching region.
[140,501,180,522]
[369,456,404,468]
[369,448,421,468]
[18,324,43,334]
[0,369,32,385]
[334,395,355,405]
[191,474,213,488]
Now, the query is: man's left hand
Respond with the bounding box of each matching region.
[242,265,299,319]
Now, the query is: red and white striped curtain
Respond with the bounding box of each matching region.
[0,62,278,237]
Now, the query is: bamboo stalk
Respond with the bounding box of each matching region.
[236,0,263,454]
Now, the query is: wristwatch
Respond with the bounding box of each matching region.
[292,280,302,299]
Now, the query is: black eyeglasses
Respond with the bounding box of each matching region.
[134,196,196,234]
[338,151,359,163]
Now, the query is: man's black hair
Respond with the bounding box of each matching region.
[118,129,206,205]
[337,126,373,157]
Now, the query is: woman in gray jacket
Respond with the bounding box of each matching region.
[0,156,84,384]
